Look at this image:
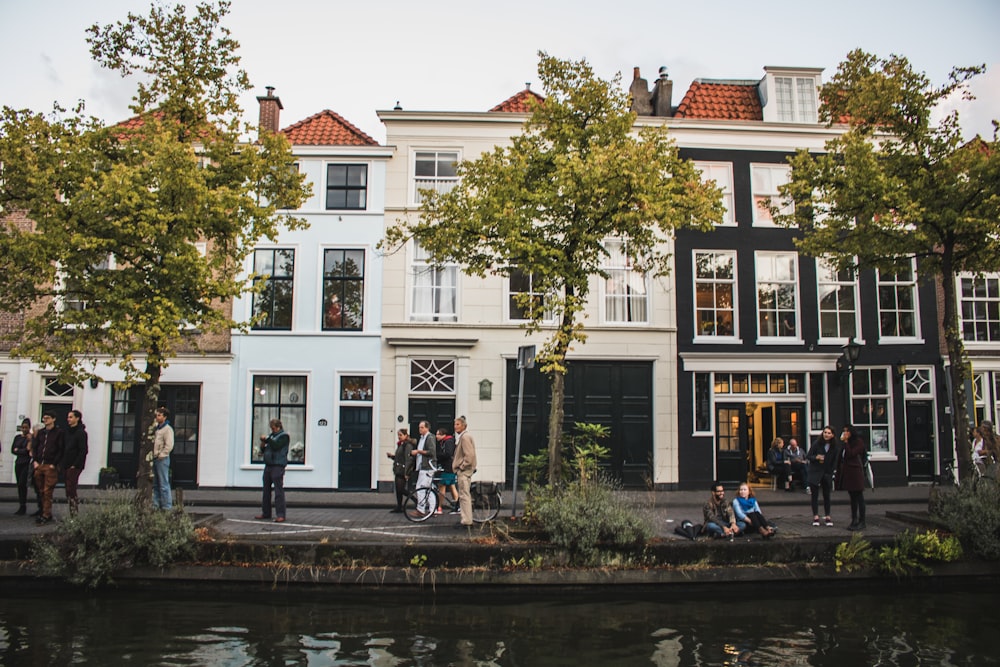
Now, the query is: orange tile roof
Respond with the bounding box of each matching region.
[490,88,545,113]
[281,110,378,146]
[674,80,763,121]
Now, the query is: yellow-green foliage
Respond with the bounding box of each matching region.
[835,530,963,577]
[835,532,873,573]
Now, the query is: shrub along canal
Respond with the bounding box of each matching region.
[1,580,996,665]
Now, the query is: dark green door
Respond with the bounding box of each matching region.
[906,400,935,481]
[407,398,456,441]
[338,406,373,489]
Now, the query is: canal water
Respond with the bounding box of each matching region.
[0,582,995,666]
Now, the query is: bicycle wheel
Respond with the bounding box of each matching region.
[403,486,439,523]
[472,488,501,523]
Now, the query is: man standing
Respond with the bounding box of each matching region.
[256,418,289,522]
[152,407,174,510]
[63,410,89,516]
[33,410,65,525]
[412,420,437,513]
[452,416,478,528]
[10,419,33,515]
[702,481,741,539]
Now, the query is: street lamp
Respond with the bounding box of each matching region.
[839,338,862,423]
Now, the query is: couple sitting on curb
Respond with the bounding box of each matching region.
[676,481,776,540]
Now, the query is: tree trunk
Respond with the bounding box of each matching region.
[940,262,974,481]
[547,371,566,484]
[135,360,162,502]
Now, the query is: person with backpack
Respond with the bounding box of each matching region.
[435,427,458,514]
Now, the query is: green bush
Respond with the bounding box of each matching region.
[930,478,1000,560]
[834,530,963,578]
[531,478,652,565]
[31,491,196,588]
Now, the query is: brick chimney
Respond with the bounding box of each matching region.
[629,67,653,116]
[651,66,673,117]
[256,86,283,138]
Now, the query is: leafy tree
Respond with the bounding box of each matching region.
[0,1,310,492]
[383,53,724,482]
[777,49,1000,479]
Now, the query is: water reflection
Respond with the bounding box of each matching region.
[0,582,996,666]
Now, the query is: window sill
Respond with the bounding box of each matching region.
[241,465,314,471]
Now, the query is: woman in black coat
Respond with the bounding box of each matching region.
[838,424,868,531]
[806,425,840,527]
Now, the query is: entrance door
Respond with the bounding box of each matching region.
[906,400,935,481]
[716,404,748,485]
[107,385,201,488]
[407,398,456,440]
[338,407,373,489]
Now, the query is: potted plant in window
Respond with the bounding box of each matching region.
[98,466,119,489]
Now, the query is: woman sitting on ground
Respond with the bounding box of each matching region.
[732,482,775,539]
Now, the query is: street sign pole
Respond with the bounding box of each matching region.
[511,345,535,517]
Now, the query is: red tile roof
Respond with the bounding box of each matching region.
[281,110,378,146]
[674,80,762,121]
[490,88,545,113]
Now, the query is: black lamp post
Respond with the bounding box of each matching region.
[839,338,862,423]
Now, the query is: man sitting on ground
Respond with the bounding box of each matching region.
[703,481,741,539]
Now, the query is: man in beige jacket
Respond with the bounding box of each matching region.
[451,416,478,527]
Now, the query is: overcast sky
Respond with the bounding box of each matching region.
[2,0,997,143]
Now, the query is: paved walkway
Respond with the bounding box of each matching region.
[0,483,935,544]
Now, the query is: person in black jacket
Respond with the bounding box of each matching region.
[63,410,89,516]
[806,425,841,528]
[33,410,65,525]
[10,419,33,515]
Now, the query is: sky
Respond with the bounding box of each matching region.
[1,0,998,144]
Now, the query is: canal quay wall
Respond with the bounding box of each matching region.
[2,484,998,588]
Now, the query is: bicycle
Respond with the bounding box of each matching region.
[931,458,959,488]
[403,470,502,523]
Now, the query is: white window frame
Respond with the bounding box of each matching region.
[850,367,894,460]
[750,163,793,226]
[693,161,735,226]
[755,251,801,343]
[412,149,460,205]
[506,268,555,323]
[602,238,649,325]
[410,241,458,323]
[876,260,922,343]
[959,272,1000,345]
[58,254,116,314]
[773,75,818,123]
[816,257,860,343]
[693,249,738,340]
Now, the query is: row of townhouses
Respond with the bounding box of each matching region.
[1,64,985,491]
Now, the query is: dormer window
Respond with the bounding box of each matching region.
[761,67,821,124]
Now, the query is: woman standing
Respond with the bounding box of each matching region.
[732,482,775,538]
[387,429,413,513]
[838,424,868,531]
[806,425,840,527]
[10,419,33,515]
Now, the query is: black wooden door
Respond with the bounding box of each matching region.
[906,400,935,481]
[338,406,373,489]
[504,360,653,488]
[107,384,201,488]
[407,398,456,442]
[716,403,748,485]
